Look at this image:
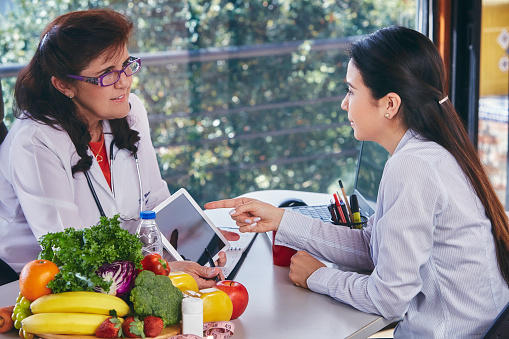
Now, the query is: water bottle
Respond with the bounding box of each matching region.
[136,210,163,257]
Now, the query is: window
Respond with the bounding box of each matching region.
[478,0,509,207]
[0,1,418,205]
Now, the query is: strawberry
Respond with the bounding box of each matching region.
[95,316,122,338]
[143,316,164,337]
[122,316,145,338]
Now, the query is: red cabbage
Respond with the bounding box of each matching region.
[95,260,137,298]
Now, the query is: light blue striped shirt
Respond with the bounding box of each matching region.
[276,129,509,338]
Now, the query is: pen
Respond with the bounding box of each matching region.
[333,193,347,223]
[338,180,353,220]
[328,203,339,223]
[349,194,362,224]
[204,248,220,283]
[340,200,351,224]
[330,199,342,222]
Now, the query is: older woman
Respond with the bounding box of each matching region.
[0,9,237,288]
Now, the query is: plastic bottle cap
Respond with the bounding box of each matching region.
[182,297,203,314]
[140,210,156,219]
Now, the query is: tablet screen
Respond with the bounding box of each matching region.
[155,191,228,266]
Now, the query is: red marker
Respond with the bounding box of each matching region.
[333,193,347,223]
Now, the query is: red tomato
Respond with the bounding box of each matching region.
[140,253,171,275]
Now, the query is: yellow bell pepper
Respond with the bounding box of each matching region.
[185,288,233,323]
[168,271,199,293]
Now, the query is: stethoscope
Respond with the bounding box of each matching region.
[84,140,144,220]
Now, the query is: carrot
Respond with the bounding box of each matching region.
[0,305,15,333]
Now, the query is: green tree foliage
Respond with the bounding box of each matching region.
[0,0,415,205]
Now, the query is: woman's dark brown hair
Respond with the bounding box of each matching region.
[13,9,140,175]
[350,26,509,286]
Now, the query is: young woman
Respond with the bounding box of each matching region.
[0,9,237,288]
[205,26,509,337]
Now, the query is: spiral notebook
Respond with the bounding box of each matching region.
[217,228,257,280]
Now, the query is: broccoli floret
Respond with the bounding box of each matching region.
[130,270,184,326]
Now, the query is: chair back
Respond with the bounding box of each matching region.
[0,121,7,145]
[481,302,509,339]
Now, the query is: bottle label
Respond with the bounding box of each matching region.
[137,220,163,256]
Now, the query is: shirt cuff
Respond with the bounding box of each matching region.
[307,266,339,296]
[275,209,315,250]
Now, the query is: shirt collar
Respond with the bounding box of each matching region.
[392,129,420,155]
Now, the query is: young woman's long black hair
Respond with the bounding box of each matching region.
[350,26,509,286]
[14,9,140,175]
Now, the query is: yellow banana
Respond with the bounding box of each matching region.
[22,313,111,335]
[30,291,130,317]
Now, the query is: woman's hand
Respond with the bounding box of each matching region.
[216,250,227,267]
[204,197,284,234]
[169,261,224,289]
[289,251,326,289]
[213,229,241,268]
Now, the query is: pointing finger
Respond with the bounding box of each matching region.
[204,197,256,210]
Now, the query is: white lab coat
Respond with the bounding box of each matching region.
[0,94,170,272]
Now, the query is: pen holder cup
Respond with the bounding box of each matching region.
[272,230,297,267]
[331,215,368,229]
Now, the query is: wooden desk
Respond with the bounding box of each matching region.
[0,190,394,338]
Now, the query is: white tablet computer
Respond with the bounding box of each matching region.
[153,188,230,266]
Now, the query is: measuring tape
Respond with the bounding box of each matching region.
[169,321,235,339]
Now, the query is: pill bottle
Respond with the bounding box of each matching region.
[182,297,204,336]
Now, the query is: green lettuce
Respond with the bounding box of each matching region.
[38,215,143,294]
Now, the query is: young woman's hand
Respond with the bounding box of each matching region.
[205,197,284,233]
[289,251,326,289]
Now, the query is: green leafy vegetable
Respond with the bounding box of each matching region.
[38,215,143,294]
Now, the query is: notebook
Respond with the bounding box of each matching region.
[219,230,257,280]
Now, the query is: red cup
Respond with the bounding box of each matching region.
[272,230,297,267]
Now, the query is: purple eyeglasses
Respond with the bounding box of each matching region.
[67,56,141,87]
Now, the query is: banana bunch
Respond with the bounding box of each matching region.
[22,291,129,335]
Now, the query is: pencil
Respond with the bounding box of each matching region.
[338,180,353,220]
